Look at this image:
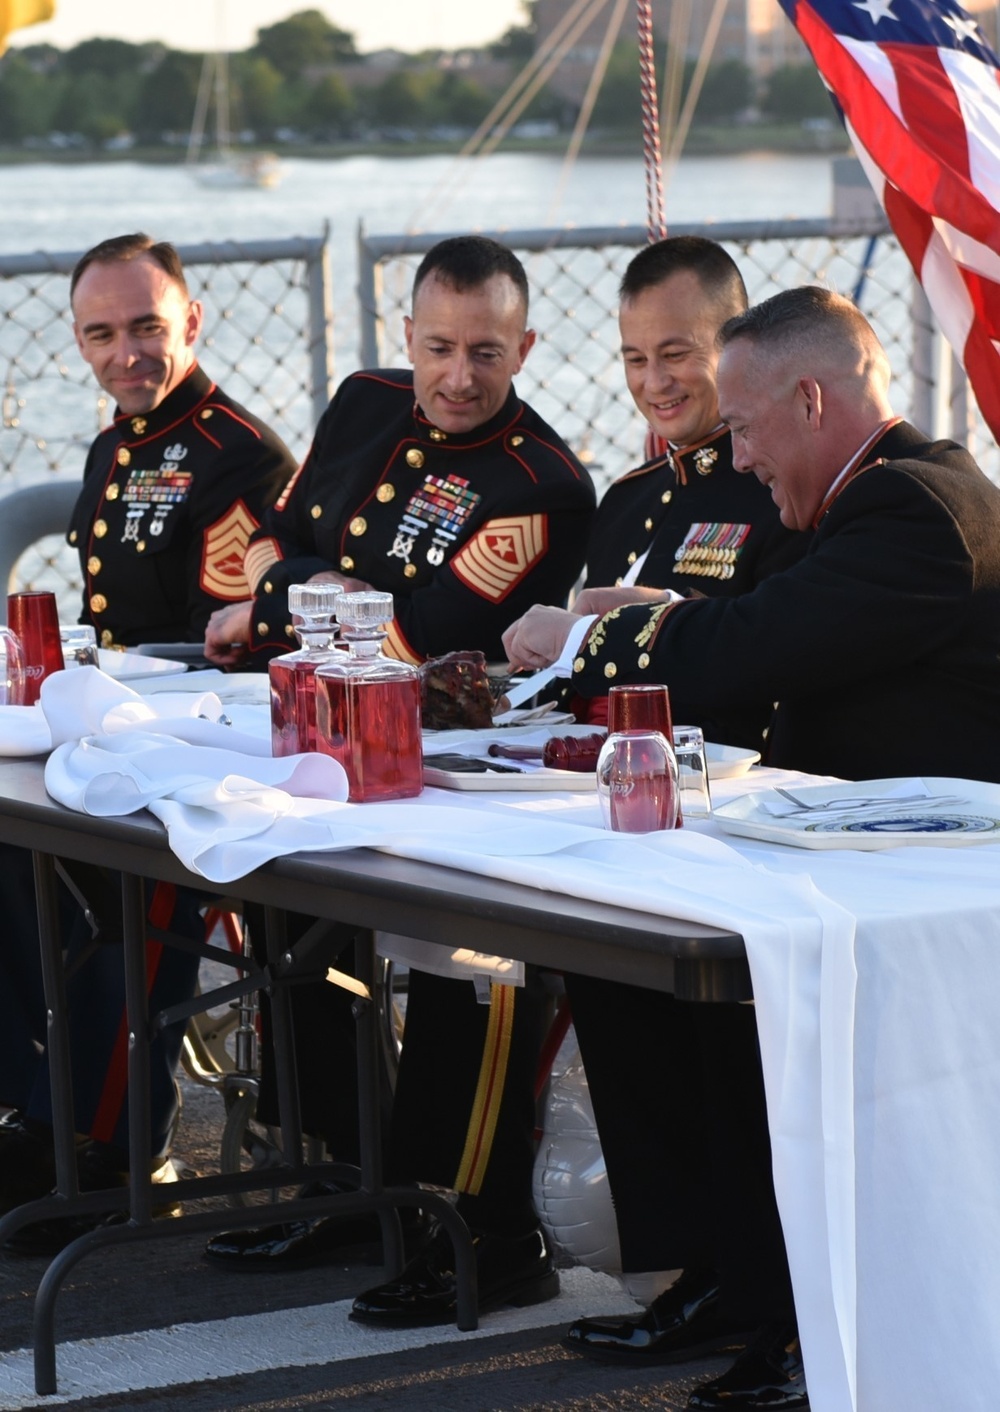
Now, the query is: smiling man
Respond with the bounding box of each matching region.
[564,237,806,746]
[199,237,595,1325]
[0,233,296,1255]
[503,287,1000,1411]
[68,233,294,647]
[204,234,594,666]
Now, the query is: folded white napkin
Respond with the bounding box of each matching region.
[0,702,52,756]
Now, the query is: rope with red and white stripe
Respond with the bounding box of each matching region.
[636,0,666,242]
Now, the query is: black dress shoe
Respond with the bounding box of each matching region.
[203,1181,422,1271]
[563,1267,749,1365]
[4,1155,181,1257]
[350,1224,559,1327]
[687,1321,809,1409]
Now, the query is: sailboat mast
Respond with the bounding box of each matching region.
[213,0,230,153]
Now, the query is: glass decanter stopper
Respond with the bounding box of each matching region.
[314,590,423,802]
[268,582,343,756]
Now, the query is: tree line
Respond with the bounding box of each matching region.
[0,8,834,149]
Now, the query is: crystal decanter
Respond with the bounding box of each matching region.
[314,590,423,802]
[268,582,343,756]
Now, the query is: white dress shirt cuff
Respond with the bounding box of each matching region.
[553,615,597,677]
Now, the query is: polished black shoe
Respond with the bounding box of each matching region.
[687,1321,809,1409]
[563,1267,748,1365]
[0,1111,59,1210]
[4,1155,181,1257]
[203,1181,422,1272]
[350,1224,559,1327]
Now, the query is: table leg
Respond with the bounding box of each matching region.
[354,929,403,1275]
[263,905,303,1165]
[123,873,153,1226]
[32,851,78,1202]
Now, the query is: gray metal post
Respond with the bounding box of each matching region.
[910,276,950,440]
[950,350,973,448]
[356,222,382,370]
[307,222,334,421]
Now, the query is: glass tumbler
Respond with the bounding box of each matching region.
[673,725,712,819]
[59,624,99,669]
[0,628,26,705]
[7,591,65,704]
[597,730,679,834]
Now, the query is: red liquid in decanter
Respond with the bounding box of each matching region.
[268,582,343,757]
[314,589,423,802]
[270,656,324,756]
[316,672,422,801]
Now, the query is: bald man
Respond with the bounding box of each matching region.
[505,287,1000,1412]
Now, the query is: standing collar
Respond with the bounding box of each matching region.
[412,384,523,448]
[111,364,213,443]
[810,416,903,526]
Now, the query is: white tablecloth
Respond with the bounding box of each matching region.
[13,668,1000,1412]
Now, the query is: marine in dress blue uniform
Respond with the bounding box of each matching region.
[0,365,294,1167]
[207,238,595,1314]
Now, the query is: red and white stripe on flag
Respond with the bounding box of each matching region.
[778,0,1000,443]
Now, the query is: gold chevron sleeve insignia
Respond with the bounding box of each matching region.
[244,536,282,595]
[200,501,260,600]
[274,457,308,511]
[383,619,422,665]
[449,514,547,602]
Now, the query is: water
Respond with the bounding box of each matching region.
[0,150,835,372]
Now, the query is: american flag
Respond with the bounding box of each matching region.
[778,0,1000,444]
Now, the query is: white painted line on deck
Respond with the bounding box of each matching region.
[0,1267,638,1408]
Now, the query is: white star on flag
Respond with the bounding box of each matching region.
[943,14,980,42]
[853,0,897,23]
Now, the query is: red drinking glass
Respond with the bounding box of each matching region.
[7,591,65,705]
[606,684,674,739]
[606,684,682,826]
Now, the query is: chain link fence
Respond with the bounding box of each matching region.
[0,235,332,611]
[359,218,998,497]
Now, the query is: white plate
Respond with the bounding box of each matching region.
[706,742,760,780]
[133,669,271,705]
[423,764,596,792]
[422,732,758,788]
[97,649,188,682]
[715,776,1000,850]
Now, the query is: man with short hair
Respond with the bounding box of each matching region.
[202,236,596,1323]
[68,233,293,646]
[0,233,296,1242]
[567,235,807,745]
[204,234,593,666]
[503,287,1000,1410]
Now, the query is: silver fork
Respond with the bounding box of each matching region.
[772,787,963,816]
